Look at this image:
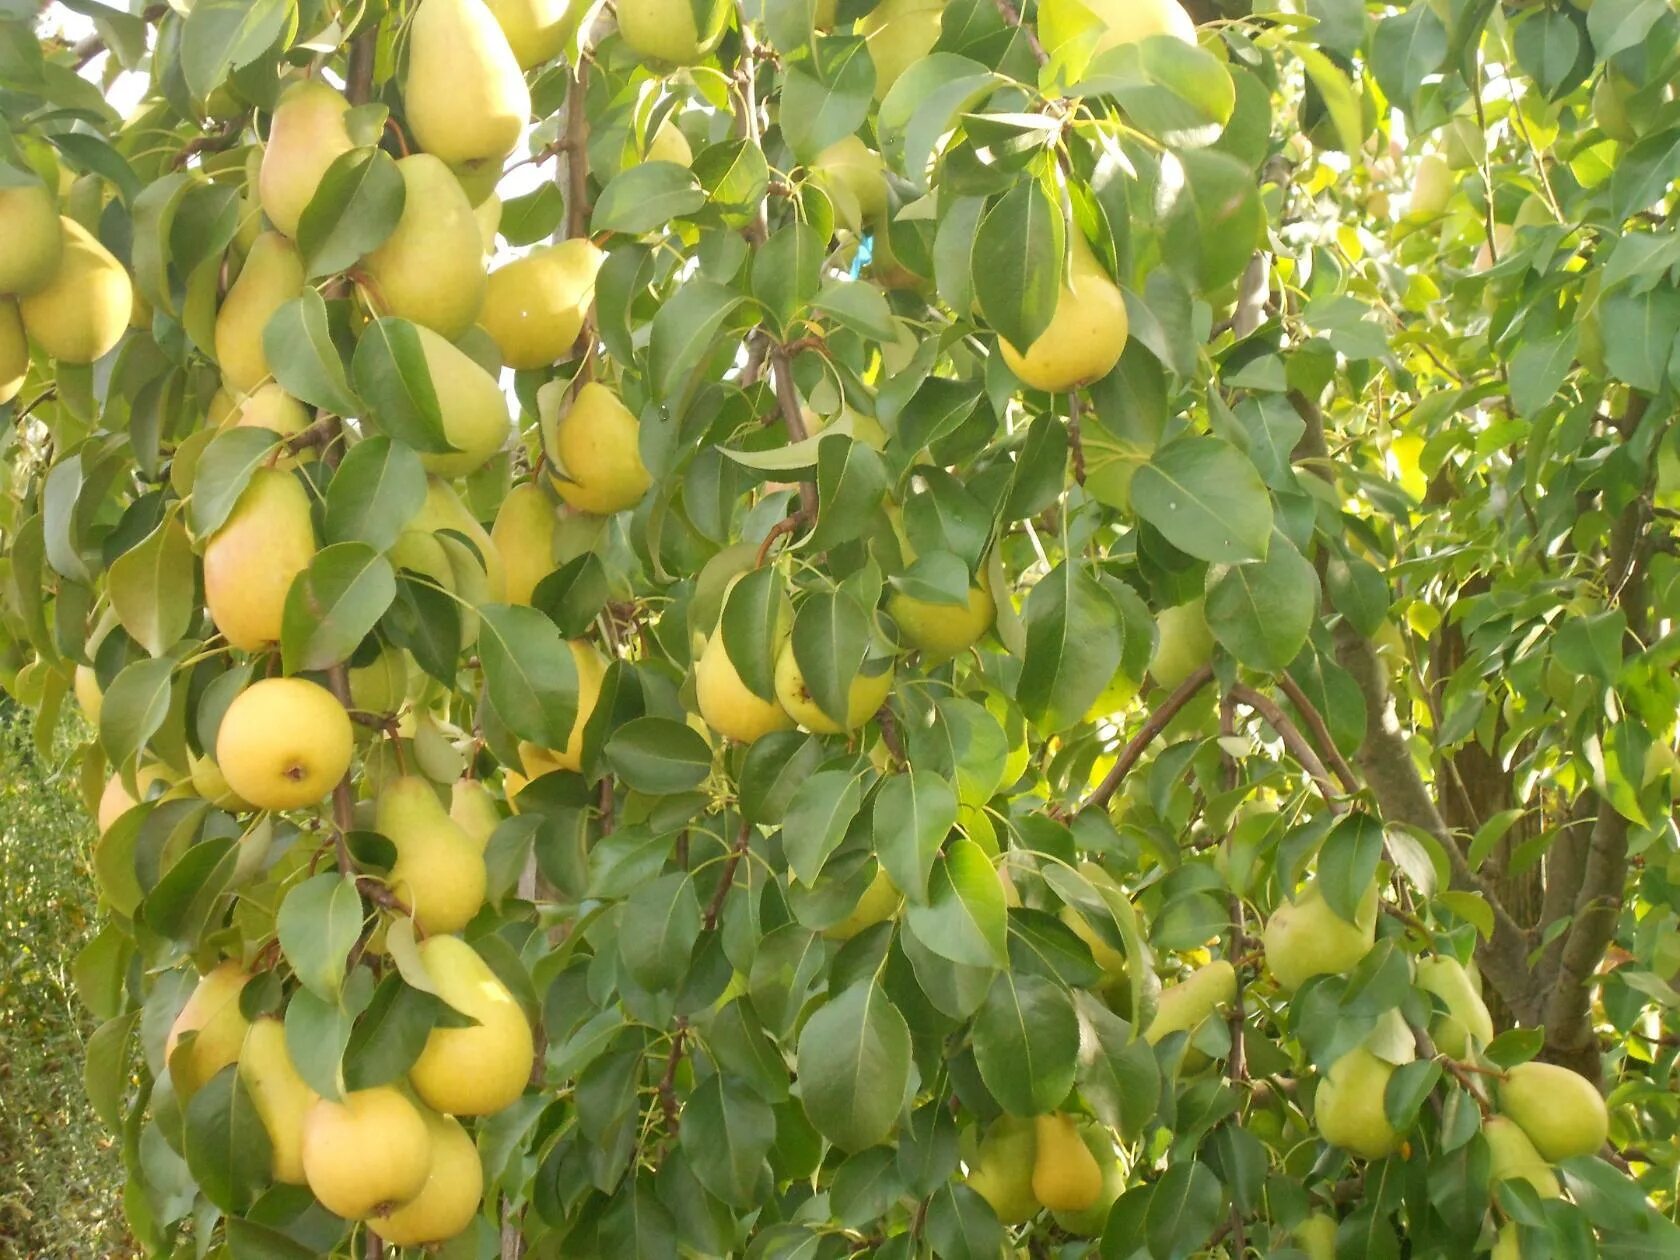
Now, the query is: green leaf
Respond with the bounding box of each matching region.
[1597,287,1680,393]
[618,872,703,992]
[972,970,1079,1116]
[296,147,406,279]
[781,35,875,163]
[603,717,713,795]
[84,1011,139,1131]
[784,769,865,886]
[790,590,871,728]
[1204,535,1319,673]
[1017,561,1125,733]
[795,980,911,1151]
[285,970,375,1099]
[592,162,706,234]
[1159,148,1266,292]
[973,179,1064,356]
[721,566,784,703]
[1553,608,1625,684]
[323,436,428,551]
[904,838,1008,967]
[872,768,959,903]
[350,318,455,454]
[1318,811,1384,924]
[648,280,748,406]
[281,542,396,674]
[923,1183,1004,1260]
[1078,37,1235,146]
[343,975,447,1090]
[809,436,890,550]
[277,873,364,1002]
[183,1068,272,1214]
[107,517,195,657]
[1512,7,1581,100]
[1369,4,1448,106]
[812,277,899,342]
[1132,436,1273,563]
[178,0,289,102]
[262,290,361,418]
[476,603,580,751]
[1143,1160,1225,1260]
[1293,43,1364,153]
[679,1073,777,1207]
[1588,0,1670,60]
[99,655,176,771]
[752,222,824,331]
[498,182,564,245]
[1074,993,1160,1142]
[188,426,282,537]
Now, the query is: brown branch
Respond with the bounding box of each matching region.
[171,118,245,170]
[1228,684,1346,812]
[756,512,805,565]
[282,413,342,455]
[659,1018,690,1137]
[771,343,820,515]
[992,0,1048,64]
[345,29,377,106]
[1275,672,1360,796]
[1066,391,1086,486]
[876,704,904,766]
[702,821,753,931]
[1079,665,1215,814]
[563,58,591,241]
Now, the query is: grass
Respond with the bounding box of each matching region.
[0,706,135,1257]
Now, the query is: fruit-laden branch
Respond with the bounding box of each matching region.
[1227,684,1346,814]
[1079,664,1215,813]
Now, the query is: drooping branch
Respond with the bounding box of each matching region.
[1079,665,1215,814]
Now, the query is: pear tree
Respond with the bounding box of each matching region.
[2,0,1680,1256]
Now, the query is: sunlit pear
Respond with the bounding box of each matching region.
[1050,1123,1124,1235]
[408,324,512,476]
[411,476,507,600]
[1499,1061,1609,1161]
[189,752,249,810]
[484,0,578,67]
[1031,1113,1104,1213]
[217,677,354,811]
[1483,1116,1562,1199]
[1294,1212,1338,1260]
[0,299,25,405]
[165,961,251,1098]
[376,775,488,934]
[1263,878,1379,992]
[450,777,501,851]
[617,0,723,65]
[1062,904,1127,982]
[408,934,535,1116]
[549,382,652,515]
[859,0,945,99]
[474,194,502,254]
[966,1115,1039,1224]
[215,231,304,393]
[1150,597,1213,689]
[696,630,795,744]
[203,467,317,653]
[491,481,557,604]
[73,662,103,727]
[1408,153,1453,220]
[517,638,607,773]
[405,0,531,169]
[231,383,311,437]
[96,763,175,833]
[360,154,487,339]
[810,136,889,233]
[370,1108,484,1245]
[259,80,353,240]
[647,118,693,167]
[1416,955,1494,1057]
[998,230,1127,393]
[1145,959,1236,1044]
[1315,1047,1403,1159]
[822,865,901,941]
[888,585,994,660]
[350,644,409,719]
[239,1017,318,1184]
[0,182,63,295]
[1039,0,1195,57]
[302,1086,433,1219]
[479,238,604,369]
[18,217,132,365]
[774,641,892,734]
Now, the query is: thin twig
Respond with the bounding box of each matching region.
[1066,391,1087,485]
[1228,684,1346,813]
[1079,665,1215,814]
[659,1018,689,1136]
[991,0,1047,64]
[702,821,753,931]
[1275,672,1360,795]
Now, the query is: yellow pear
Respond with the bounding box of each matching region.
[1050,1124,1124,1235]
[1062,904,1127,982]
[302,1086,433,1219]
[479,239,604,370]
[1483,1116,1562,1199]
[617,0,722,65]
[1151,597,1214,688]
[858,0,945,99]
[1145,959,1236,1044]
[259,80,354,240]
[646,117,693,167]
[410,323,512,477]
[966,1114,1040,1224]
[773,641,892,734]
[696,630,794,744]
[202,467,317,653]
[474,194,503,255]
[405,0,531,169]
[516,638,607,773]
[360,154,487,339]
[189,752,249,810]
[215,231,304,393]
[450,777,501,850]
[376,776,488,934]
[239,1017,319,1185]
[0,299,26,405]
[1315,1047,1404,1159]
[411,476,508,600]
[1263,878,1379,992]
[888,586,994,660]
[0,182,63,295]
[491,481,557,604]
[484,0,579,68]
[1416,955,1494,1057]
[165,962,251,1098]
[1294,1213,1338,1260]
[18,217,132,365]
[1499,1061,1609,1160]
[216,677,354,811]
[1491,1222,1521,1260]
[998,229,1127,393]
[549,382,652,515]
[408,934,535,1115]
[230,383,311,437]
[96,763,174,833]
[73,662,103,727]
[1039,0,1195,57]
[809,136,889,233]
[1031,1113,1104,1213]
[369,1109,484,1245]
[822,865,902,941]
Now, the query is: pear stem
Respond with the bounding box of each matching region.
[1079,664,1215,813]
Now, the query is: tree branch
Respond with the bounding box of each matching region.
[703,821,753,931]
[1079,666,1214,814]
[991,0,1047,64]
[1228,684,1346,813]
[1275,673,1360,796]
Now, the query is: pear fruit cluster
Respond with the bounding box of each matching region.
[965,1112,1124,1233]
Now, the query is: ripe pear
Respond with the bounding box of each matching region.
[1315,1047,1404,1159]
[360,154,487,339]
[1483,1116,1562,1199]
[450,777,501,850]
[1294,1213,1337,1260]
[96,763,174,833]
[189,752,249,811]
[408,934,535,1115]
[411,476,507,600]
[822,865,902,941]
[230,383,311,437]
[1499,1061,1609,1160]
[474,194,503,254]
[0,182,62,295]
[1263,878,1379,992]
[17,217,132,365]
[998,229,1127,393]
[479,238,603,369]
[410,323,512,476]
[966,1114,1040,1224]
[203,467,317,653]
[369,1108,484,1245]
[376,776,488,934]
[490,481,557,604]
[696,629,795,744]
[484,0,578,67]
[216,677,354,811]
[215,232,304,393]
[809,136,889,234]
[165,962,252,1098]
[405,0,531,169]
[0,299,26,405]
[1491,1222,1521,1260]
[617,0,722,65]
[1039,0,1195,57]
[239,1017,318,1184]
[73,662,103,727]
[1408,153,1453,221]
[1145,959,1236,1045]
[774,641,892,734]
[888,586,995,660]
[1151,598,1213,689]
[1416,955,1494,1057]
[858,0,945,99]
[516,638,607,773]
[1031,1113,1105,1212]
[646,117,693,167]
[1062,904,1128,983]
[259,80,354,240]
[1050,1123,1124,1235]
[549,382,652,515]
[302,1086,433,1219]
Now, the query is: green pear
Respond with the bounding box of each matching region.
[405,0,531,169]
[490,480,557,604]
[1145,959,1236,1045]
[1593,71,1640,144]
[474,193,503,254]
[408,934,535,1115]
[809,136,889,234]
[1491,1221,1521,1260]
[215,231,304,393]
[302,1086,433,1219]
[1294,1212,1337,1260]
[888,586,995,660]
[696,629,795,744]
[350,643,410,719]
[1150,597,1213,689]
[479,238,603,369]
[821,864,901,941]
[1315,1047,1404,1159]
[1050,1122,1124,1235]
[0,299,26,405]
[410,322,512,477]
[360,154,487,339]
[259,80,354,239]
[369,1108,484,1245]
[1263,878,1378,992]
[1408,153,1453,220]
[646,117,693,166]
[17,217,132,365]
[450,777,502,850]
[239,1017,319,1185]
[966,1114,1039,1224]
[1499,1061,1609,1161]
[217,677,355,811]
[617,0,724,65]
[514,638,606,773]
[1062,904,1128,984]
[1038,0,1195,57]
[1416,955,1494,1057]
[1483,1115,1562,1199]
[0,181,63,295]
[999,228,1128,392]
[858,0,945,99]
[547,382,652,515]
[203,467,317,653]
[165,962,252,1098]
[1031,1113,1105,1213]
[376,776,488,934]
